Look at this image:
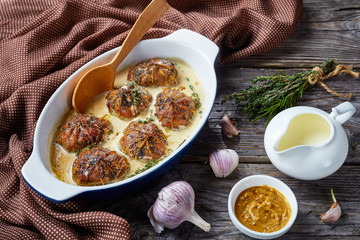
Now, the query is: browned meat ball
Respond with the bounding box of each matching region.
[127,58,178,87]
[106,83,152,120]
[72,147,129,186]
[119,121,167,160]
[57,114,112,152]
[155,88,196,129]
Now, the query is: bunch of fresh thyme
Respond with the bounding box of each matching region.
[222,59,339,125]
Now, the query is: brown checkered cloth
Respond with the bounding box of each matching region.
[0,0,302,239]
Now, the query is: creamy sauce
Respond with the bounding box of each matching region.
[277,113,331,151]
[235,185,291,233]
[50,58,204,185]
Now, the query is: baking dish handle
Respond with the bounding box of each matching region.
[21,151,82,203]
[163,29,219,63]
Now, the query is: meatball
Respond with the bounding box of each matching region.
[72,147,129,186]
[155,88,197,129]
[127,58,178,87]
[119,121,167,160]
[106,83,152,120]
[58,114,112,152]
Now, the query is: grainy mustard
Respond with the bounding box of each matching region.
[234,185,291,233]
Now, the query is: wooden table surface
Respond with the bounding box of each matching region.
[87,1,360,239]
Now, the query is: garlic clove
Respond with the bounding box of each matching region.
[147,181,211,233]
[209,149,239,177]
[147,205,164,233]
[321,202,341,223]
[321,189,341,223]
[221,114,240,138]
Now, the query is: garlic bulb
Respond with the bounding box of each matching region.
[147,181,211,233]
[209,149,239,177]
[221,114,240,138]
[321,189,341,223]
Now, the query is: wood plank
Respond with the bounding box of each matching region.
[183,67,360,164]
[87,163,360,239]
[84,1,360,239]
[86,67,360,239]
[225,0,360,68]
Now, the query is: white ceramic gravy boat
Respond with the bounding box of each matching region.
[264,102,356,180]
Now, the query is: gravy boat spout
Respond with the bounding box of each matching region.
[265,102,356,180]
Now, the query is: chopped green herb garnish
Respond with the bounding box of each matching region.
[128,159,158,178]
[138,117,154,124]
[191,92,201,108]
[131,89,139,106]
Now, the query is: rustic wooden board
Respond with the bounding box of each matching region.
[87,65,360,239]
[86,0,360,239]
[186,67,360,164]
[86,73,360,239]
[87,164,360,239]
[227,1,360,68]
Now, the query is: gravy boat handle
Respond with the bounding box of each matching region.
[329,101,356,125]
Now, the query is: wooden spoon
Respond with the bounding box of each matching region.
[72,0,169,113]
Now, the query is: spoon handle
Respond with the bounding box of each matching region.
[109,0,169,69]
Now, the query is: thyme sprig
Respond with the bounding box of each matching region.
[222,59,339,125]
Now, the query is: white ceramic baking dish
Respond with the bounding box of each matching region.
[21,29,219,203]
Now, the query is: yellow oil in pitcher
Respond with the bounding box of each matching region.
[277,113,331,151]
